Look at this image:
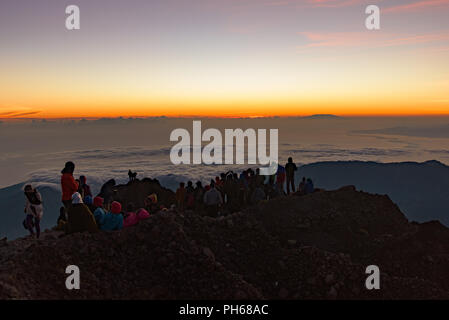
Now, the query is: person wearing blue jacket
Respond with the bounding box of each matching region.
[93,196,106,227]
[305,178,315,195]
[101,201,123,231]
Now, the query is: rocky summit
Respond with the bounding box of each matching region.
[1,184,448,299]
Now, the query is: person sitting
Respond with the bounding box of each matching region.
[57,206,67,223]
[175,182,186,212]
[99,179,116,208]
[305,178,315,195]
[92,196,106,228]
[84,195,95,213]
[298,177,306,195]
[23,184,43,239]
[144,193,159,214]
[66,192,98,234]
[123,203,139,228]
[136,208,150,221]
[55,207,68,231]
[101,201,124,231]
[203,181,223,217]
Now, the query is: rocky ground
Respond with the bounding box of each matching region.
[0,183,448,299]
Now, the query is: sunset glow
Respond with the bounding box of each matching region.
[1,0,449,118]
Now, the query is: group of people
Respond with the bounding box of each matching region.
[57,161,155,234]
[174,157,315,217]
[22,157,316,238]
[21,162,155,239]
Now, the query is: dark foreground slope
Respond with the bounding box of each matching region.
[1,186,448,299]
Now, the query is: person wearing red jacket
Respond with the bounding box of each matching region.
[61,161,79,208]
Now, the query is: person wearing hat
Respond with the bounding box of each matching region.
[92,196,106,228]
[84,195,95,212]
[65,192,98,234]
[101,201,124,231]
[123,203,138,228]
[136,208,150,221]
[144,193,159,214]
[61,161,79,208]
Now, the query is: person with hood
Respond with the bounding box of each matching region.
[203,181,223,217]
[23,184,43,238]
[84,195,95,213]
[78,176,92,201]
[99,179,116,209]
[123,203,139,228]
[136,208,150,221]
[61,161,78,208]
[66,192,98,234]
[144,193,159,214]
[101,201,124,231]
[305,178,315,195]
[93,196,106,228]
[285,157,298,195]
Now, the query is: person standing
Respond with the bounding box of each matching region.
[203,181,223,217]
[185,181,195,210]
[23,184,43,239]
[176,182,186,212]
[61,161,78,208]
[78,175,92,201]
[285,157,298,195]
[276,165,286,196]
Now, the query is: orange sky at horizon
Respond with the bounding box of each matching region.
[1,0,449,119]
[2,100,449,119]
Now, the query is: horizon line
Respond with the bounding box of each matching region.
[3,114,449,121]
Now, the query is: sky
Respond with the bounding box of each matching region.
[1,0,449,118]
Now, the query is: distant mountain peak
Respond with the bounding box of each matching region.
[302,114,340,119]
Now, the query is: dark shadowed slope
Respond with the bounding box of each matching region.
[1,186,449,299]
[298,160,449,226]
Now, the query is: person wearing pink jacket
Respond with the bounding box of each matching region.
[123,203,139,228]
[136,208,150,221]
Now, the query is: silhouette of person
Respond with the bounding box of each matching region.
[285,157,298,195]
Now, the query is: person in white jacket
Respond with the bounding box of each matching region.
[203,181,223,217]
[23,184,43,239]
